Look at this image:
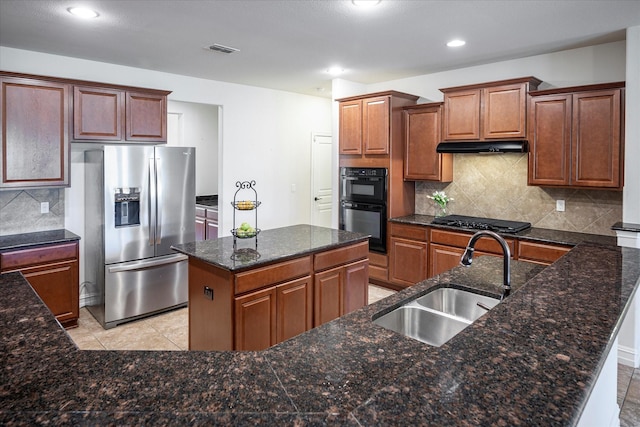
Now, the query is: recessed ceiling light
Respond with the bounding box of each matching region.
[326,67,345,76]
[67,7,99,19]
[352,0,381,6]
[447,39,466,47]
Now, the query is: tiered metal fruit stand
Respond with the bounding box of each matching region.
[230,180,261,260]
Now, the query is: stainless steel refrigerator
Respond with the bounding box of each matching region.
[84,145,195,329]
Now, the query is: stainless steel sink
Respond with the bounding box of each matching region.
[373,287,499,347]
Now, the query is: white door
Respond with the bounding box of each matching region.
[311,133,333,227]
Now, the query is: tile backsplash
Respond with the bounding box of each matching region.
[0,189,65,236]
[415,153,622,236]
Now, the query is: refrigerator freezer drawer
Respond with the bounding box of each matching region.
[104,253,188,327]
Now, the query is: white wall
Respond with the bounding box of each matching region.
[167,100,219,197]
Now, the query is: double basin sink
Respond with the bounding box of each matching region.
[373,287,500,347]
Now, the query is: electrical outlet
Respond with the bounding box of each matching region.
[204,286,214,300]
[556,199,565,212]
[40,202,49,214]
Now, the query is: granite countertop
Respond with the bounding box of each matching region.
[612,221,640,233]
[2,239,640,425]
[391,214,618,246]
[0,229,80,253]
[171,224,370,272]
[196,195,218,208]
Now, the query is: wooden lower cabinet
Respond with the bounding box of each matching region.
[195,205,218,241]
[518,241,571,265]
[234,276,312,351]
[429,243,465,278]
[389,237,428,287]
[0,242,79,328]
[189,241,369,351]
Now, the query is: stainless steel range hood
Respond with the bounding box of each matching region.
[436,140,528,154]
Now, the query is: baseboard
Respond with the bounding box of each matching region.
[618,343,640,368]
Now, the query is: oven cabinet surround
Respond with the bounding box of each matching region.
[0,75,70,188]
[172,225,370,351]
[3,241,636,425]
[0,238,79,328]
[402,103,453,182]
[73,85,169,143]
[195,205,219,241]
[527,82,625,189]
[337,91,418,285]
[441,77,542,141]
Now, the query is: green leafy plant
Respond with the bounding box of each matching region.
[427,191,453,211]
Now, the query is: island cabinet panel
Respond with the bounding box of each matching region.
[517,241,572,265]
[0,242,79,328]
[276,277,313,343]
[441,77,541,142]
[188,258,233,351]
[389,223,429,288]
[0,76,70,188]
[235,256,311,295]
[314,267,343,326]
[403,103,452,182]
[235,287,277,351]
[528,83,624,189]
[343,259,369,314]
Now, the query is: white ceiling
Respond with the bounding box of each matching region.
[1,0,639,98]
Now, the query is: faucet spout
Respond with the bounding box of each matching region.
[460,230,511,300]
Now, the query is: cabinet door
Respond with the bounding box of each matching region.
[195,217,206,241]
[20,260,79,327]
[73,86,123,140]
[482,83,527,139]
[125,91,167,142]
[572,89,622,188]
[235,287,277,351]
[276,276,313,343]
[390,237,428,287]
[404,105,452,181]
[443,89,481,141]
[527,94,572,186]
[518,241,571,265]
[363,96,390,155]
[343,259,368,314]
[205,220,218,240]
[314,267,343,326]
[339,100,362,155]
[0,77,69,188]
[428,244,465,278]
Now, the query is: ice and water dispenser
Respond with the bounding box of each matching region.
[114,187,140,227]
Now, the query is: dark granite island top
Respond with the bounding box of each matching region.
[2,240,640,425]
[171,224,370,271]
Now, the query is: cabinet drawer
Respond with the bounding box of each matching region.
[429,229,515,255]
[235,256,311,295]
[1,242,78,271]
[195,206,206,217]
[314,241,368,272]
[518,241,572,265]
[206,208,218,221]
[389,222,428,241]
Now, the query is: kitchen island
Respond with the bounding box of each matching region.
[1,238,639,425]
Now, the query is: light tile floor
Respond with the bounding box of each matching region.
[67,284,639,424]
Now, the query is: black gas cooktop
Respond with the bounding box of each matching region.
[431,215,531,234]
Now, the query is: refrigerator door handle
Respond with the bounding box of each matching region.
[155,156,162,245]
[149,157,157,247]
[107,253,188,273]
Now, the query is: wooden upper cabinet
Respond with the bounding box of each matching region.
[338,91,418,159]
[0,76,69,188]
[73,86,123,140]
[442,77,541,141]
[126,91,167,142]
[339,100,363,155]
[362,96,390,155]
[403,103,452,181]
[528,82,624,189]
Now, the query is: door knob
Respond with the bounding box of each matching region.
[314,197,321,201]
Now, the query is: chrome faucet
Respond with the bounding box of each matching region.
[460,230,511,300]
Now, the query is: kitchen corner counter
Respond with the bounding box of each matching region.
[390,213,618,246]
[2,241,640,425]
[171,224,370,271]
[0,229,80,252]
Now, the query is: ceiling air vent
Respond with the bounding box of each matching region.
[207,43,240,54]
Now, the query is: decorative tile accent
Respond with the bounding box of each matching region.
[416,154,622,236]
[0,189,65,236]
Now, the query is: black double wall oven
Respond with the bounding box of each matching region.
[339,167,388,253]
